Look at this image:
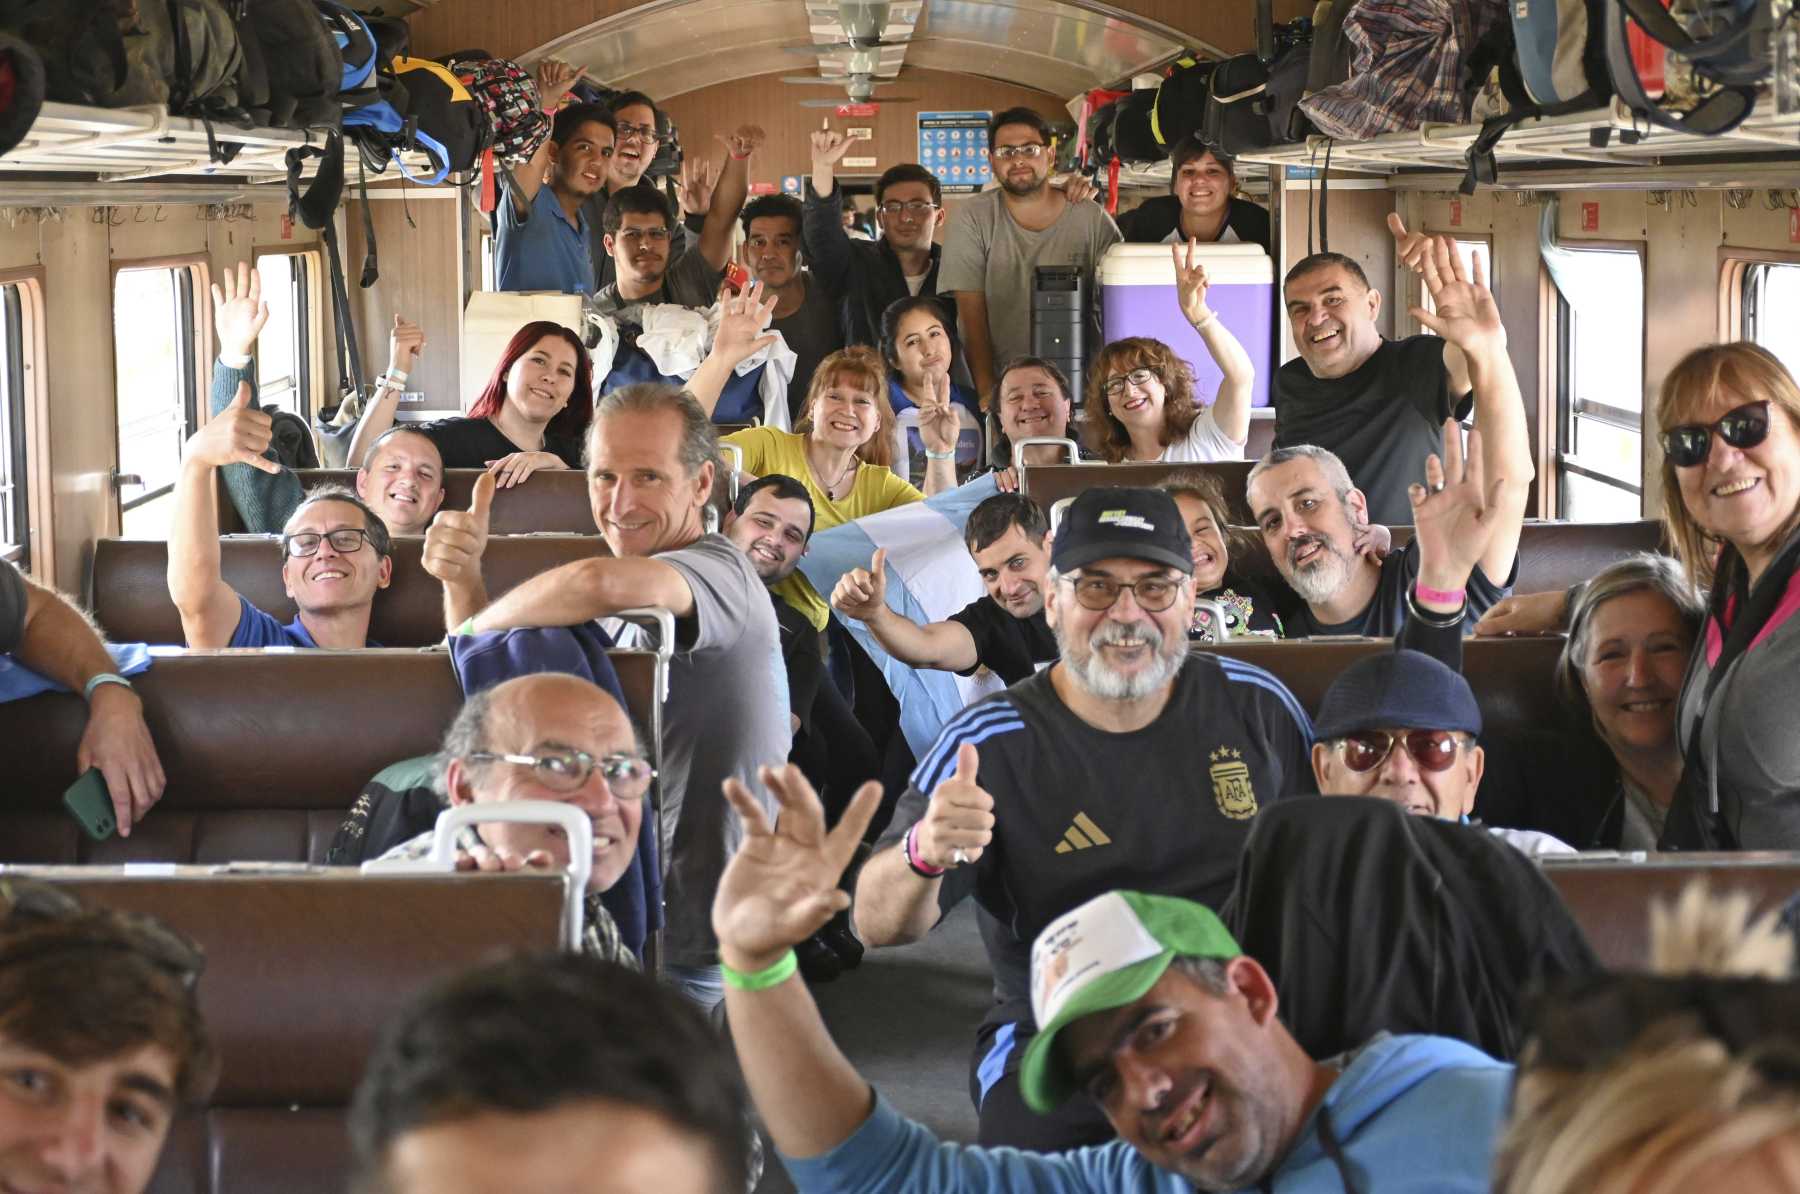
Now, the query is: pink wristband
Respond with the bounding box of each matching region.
[905,825,946,877]
[1414,582,1467,606]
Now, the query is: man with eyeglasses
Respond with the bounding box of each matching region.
[0,878,216,1194]
[169,420,392,649]
[939,107,1120,403]
[854,486,1314,1152]
[496,63,612,296]
[373,672,653,966]
[805,124,957,353]
[1311,649,1575,857]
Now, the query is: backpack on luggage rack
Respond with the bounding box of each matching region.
[1298,0,1509,141]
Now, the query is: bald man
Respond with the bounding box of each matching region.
[376,673,655,968]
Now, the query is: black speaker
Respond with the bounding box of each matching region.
[1032,265,1091,402]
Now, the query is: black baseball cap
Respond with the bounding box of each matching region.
[1051,488,1193,575]
[1314,649,1483,741]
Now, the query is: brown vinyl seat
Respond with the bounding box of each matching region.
[90,535,607,648]
[1022,460,1257,524]
[0,649,662,865]
[18,869,566,1194]
[217,469,597,535]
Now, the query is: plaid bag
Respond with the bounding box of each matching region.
[1300,0,1509,140]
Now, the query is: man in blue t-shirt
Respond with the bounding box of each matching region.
[493,61,614,295]
[169,391,390,649]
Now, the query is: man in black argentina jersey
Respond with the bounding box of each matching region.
[852,486,1315,1153]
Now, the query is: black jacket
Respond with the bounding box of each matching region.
[1222,797,1599,1062]
[801,181,951,349]
[1116,193,1271,253]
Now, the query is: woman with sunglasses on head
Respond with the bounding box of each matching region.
[347,320,594,491]
[1083,240,1255,463]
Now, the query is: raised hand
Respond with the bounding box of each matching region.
[1387,212,1434,274]
[485,450,563,489]
[713,279,780,366]
[713,764,883,970]
[1410,419,1507,596]
[423,469,493,589]
[913,743,994,870]
[829,547,888,622]
[388,314,426,378]
[533,59,584,109]
[1172,237,1215,329]
[678,154,719,215]
[210,261,269,360]
[1392,216,1506,359]
[188,382,278,473]
[718,124,766,161]
[917,371,961,455]
[809,122,864,168]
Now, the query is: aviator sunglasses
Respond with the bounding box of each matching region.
[1332,729,1468,773]
[1660,400,1772,468]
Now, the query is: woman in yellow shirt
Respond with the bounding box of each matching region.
[690,286,959,627]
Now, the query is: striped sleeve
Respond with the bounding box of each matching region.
[908,696,1029,795]
[1214,657,1315,745]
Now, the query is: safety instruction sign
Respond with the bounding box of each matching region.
[917,110,991,194]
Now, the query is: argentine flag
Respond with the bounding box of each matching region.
[798,475,1008,758]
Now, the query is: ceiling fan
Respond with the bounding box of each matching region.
[781,70,919,105]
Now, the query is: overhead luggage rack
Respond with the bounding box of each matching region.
[0,101,440,186]
[1234,98,1800,182]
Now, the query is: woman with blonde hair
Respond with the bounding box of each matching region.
[1653,342,1800,849]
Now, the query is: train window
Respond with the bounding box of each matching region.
[114,265,200,539]
[254,252,312,418]
[1421,238,1494,315]
[1553,246,1645,522]
[1744,262,1800,380]
[0,284,25,564]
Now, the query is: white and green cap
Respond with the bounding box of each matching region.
[1019,890,1241,1113]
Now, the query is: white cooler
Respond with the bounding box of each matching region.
[1098,243,1274,408]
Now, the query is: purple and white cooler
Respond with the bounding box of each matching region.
[1098,243,1274,409]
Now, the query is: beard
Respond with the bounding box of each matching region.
[1283,534,1353,604]
[1056,617,1186,702]
[999,170,1047,198]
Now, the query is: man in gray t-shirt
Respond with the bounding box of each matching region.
[938,107,1121,402]
[430,385,788,1011]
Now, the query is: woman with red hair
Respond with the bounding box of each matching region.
[348,320,594,488]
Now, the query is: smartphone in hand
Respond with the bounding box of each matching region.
[62,768,117,841]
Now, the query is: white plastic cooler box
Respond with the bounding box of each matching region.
[1098,243,1274,408]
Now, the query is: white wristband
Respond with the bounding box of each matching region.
[383,368,409,387]
[218,350,252,370]
[84,672,133,701]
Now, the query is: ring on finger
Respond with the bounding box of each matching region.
[951,847,968,865]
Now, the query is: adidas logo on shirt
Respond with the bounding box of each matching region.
[1054,812,1112,854]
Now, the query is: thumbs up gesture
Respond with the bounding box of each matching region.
[188,381,279,473]
[915,742,995,870]
[830,546,889,622]
[423,469,493,590]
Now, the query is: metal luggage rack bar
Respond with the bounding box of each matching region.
[1234,98,1800,180]
[0,101,444,187]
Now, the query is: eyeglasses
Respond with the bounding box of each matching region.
[283,528,374,558]
[468,749,656,800]
[993,143,1046,160]
[615,226,671,246]
[1660,400,1772,468]
[1101,368,1159,397]
[1063,573,1183,612]
[877,199,937,216]
[1333,729,1468,774]
[614,121,661,144]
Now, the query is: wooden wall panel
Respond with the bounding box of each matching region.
[658,70,1070,203]
[343,195,464,416]
[409,0,1314,68]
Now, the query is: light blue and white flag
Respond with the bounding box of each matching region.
[799,475,1007,758]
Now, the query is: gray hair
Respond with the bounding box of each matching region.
[1168,955,1232,995]
[436,680,652,799]
[1245,444,1356,514]
[1556,553,1706,717]
[286,483,391,559]
[588,383,722,482]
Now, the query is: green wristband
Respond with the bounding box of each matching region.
[719,949,797,992]
[452,617,477,637]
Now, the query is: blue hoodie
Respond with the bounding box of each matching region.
[781,1033,1510,1194]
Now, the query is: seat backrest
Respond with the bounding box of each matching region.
[1021,461,1258,524]
[31,870,565,1194]
[215,469,597,534]
[1542,855,1800,969]
[92,535,608,648]
[0,649,663,865]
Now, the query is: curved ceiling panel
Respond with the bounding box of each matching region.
[536,0,1193,102]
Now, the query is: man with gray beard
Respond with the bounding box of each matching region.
[853,487,1315,1154]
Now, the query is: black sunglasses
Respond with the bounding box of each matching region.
[1660,400,1772,469]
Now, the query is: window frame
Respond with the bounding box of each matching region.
[110,256,209,522]
[250,247,321,420]
[0,268,48,574]
[1550,238,1647,520]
